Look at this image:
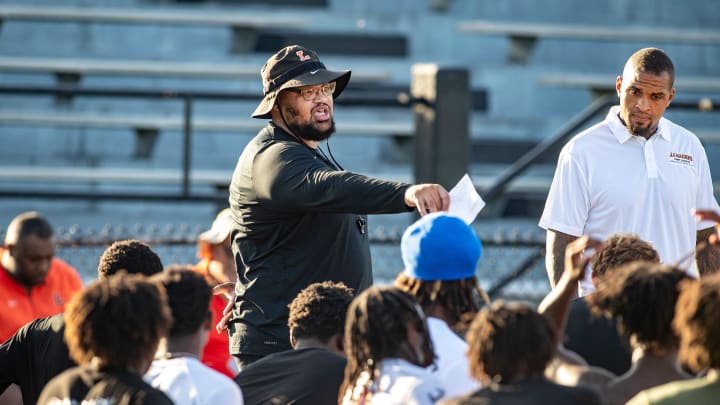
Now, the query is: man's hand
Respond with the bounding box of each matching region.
[404,184,450,216]
[563,236,604,285]
[694,209,720,247]
[693,209,720,276]
[213,282,235,333]
[538,235,603,335]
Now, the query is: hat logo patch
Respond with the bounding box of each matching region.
[296,51,311,61]
[310,70,319,75]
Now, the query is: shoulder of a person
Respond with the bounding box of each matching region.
[407,371,445,403]
[561,382,603,403]
[663,118,705,148]
[45,259,83,290]
[50,257,80,277]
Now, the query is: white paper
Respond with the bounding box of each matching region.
[448,173,485,224]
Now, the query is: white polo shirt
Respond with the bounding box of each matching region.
[540,106,719,293]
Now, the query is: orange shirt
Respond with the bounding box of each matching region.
[0,251,83,343]
[193,259,236,378]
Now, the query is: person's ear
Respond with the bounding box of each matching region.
[329,334,344,354]
[5,243,17,257]
[202,311,213,331]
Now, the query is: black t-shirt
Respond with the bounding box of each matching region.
[37,365,173,405]
[564,296,632,375]
[439,377,602,405]
[0,313,75,405]
[235,347,346,405]
[228,124,411,356]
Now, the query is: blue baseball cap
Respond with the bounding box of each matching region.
[401,213,483,281]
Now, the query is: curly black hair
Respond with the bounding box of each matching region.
[674,274,720,372]
[97,239,163,279]
[591,233,660,278]
[466,301,555,384]
[64,273,172,370]
[287,281,354,344]
[587,262,690,353]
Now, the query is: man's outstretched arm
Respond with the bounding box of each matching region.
[545,229,579,288]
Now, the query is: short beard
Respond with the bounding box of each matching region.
[618,112,655,139]
[287,118,336,142]
[282,105,336,142]
[628,123,654,139]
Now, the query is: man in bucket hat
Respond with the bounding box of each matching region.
[226,44,450,369]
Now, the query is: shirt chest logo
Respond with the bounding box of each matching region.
[668,152,695,167]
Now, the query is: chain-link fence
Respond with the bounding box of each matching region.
[48,221,551,303]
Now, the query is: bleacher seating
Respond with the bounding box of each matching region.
[456,19,720,63]
[0,0,718,219]
[538,73,720,98]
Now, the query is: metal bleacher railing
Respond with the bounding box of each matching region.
[0,83,418,202]
[45,221,550,302]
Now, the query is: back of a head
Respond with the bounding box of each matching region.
[400,213,482,282]
[397,213,486,332]
[150,265,212,337]
[341,286,434,400]
[624,47,675,87]
[591,233,660,278]
[288,281,354,344]
[4,211,53,245]
[64,273,172,370]
[466,301,555,385]
[587,262,690,352]
[97,239,164,279]
[674,273,720,373]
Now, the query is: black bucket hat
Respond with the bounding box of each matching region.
[251,44,352,119]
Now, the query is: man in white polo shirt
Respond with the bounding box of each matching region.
[540,47,720,295]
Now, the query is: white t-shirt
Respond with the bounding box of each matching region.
[145,356,244,405]
[342,358,445,405]
[540,106,719,294]
[426,317,480,397]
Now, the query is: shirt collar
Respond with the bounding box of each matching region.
[606,105,671,144]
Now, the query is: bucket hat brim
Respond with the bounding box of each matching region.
[251,69,351,119]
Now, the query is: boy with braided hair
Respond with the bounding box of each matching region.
[340,286,444,405]
[587,262,693,405]
[628,273,720,404]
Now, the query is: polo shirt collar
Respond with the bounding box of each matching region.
[606,105,671,144]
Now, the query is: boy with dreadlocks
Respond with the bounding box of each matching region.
[627,273,720,404]
[340,286,444,405]
[587,262,693,405]
[395,213,487,397]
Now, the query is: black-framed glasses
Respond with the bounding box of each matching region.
[286,82,336,101]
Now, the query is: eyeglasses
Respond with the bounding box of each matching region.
[286,82,336,101]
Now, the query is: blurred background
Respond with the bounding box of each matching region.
[0,0,718,302]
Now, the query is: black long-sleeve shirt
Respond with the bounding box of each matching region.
[228,124,411,356]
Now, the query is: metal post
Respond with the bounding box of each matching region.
[182,97,193,197]
[411,64,470,189]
